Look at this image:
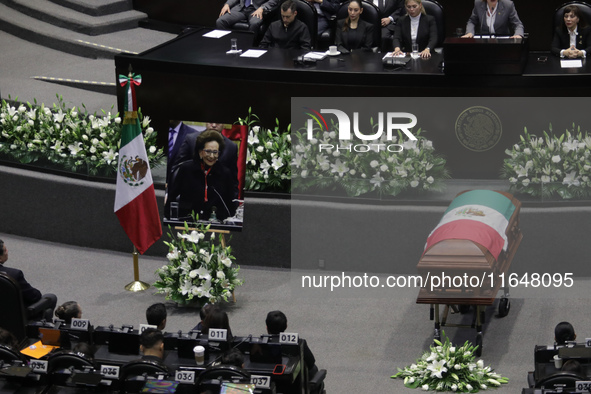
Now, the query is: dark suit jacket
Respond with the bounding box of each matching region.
[380,0,404,32]
[392,13,437,52]
[167,122,198,182]
[552,26,591,56]
[225,0,277,13]
[466,0,524,37]
[0,265,42,306]
[173,130,239,199]
[335,19,374,53]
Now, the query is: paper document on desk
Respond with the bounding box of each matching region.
[203,30,231,38]
[241,49,266,58]
[561,59,583,68]
[305,52,327,60]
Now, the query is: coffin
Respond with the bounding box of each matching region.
[416,190,522,304]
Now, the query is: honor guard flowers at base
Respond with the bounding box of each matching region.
[392,331,508,392]
[114,73,162,254]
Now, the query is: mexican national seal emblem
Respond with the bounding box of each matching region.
[119,155,148,186]
[455,106,502,152]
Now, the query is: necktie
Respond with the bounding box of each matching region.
[245,0,251,7]
[168,128,177,159]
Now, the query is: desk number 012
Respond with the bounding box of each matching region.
[279,332,298,345]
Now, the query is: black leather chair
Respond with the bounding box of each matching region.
[196,365,251,394]
[233,3,282,46]
[0,272,54,345]
[535,371,586,390]
[48,350,95,385]
[295,0,318,48]
[309,367,327,394]
[120,359,170,393]
[554,1,591,31]
[332,1,382,51]
[0,345,27,364]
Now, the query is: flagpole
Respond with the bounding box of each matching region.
[125,246,150,292]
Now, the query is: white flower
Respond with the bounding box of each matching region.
[410,180,419,188]
[563,171,580,186]
[487,378,501,386]
[466,384,472,391]
[53,110,65,123]
[481,384,487,389]
[195,266,211,280]
[522,178,530,186]
[380,164,388,171]
[330,159,349,177]
[149,146,156,153]
[102,149,118,164]
[370,160,379,168]
[114,117,121,124]
[523,147,531,155]
[189,270,198,278]
[332,150,340,157]
[180,230,202,243]
[271,156,284,170]
[301,170,308,178]
[180,280,192,295]
[451,383,457,391]
[421,384,429,391]
[477,359,484,368]
[220,255,232,268]
[68,142,83,156]
[146,127,154,134]
[552,155,561,163]
[167,248,179,260]
[248,130,259,145]
[427,176,434,184]
[541,175,550,183]
[256,146,264,153]
[370,172,385,187]
[217,271,225,280]
[454,364,461,370]
[142,116,151,128]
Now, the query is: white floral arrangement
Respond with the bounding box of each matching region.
[501,124,591,199]
[392,332,508,392]
[154,220,243,305]
[291,122,449,197]
[241,109,291,193]
[0,96,164,176]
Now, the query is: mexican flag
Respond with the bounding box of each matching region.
[424,190,516,260]
[114,73,162,254]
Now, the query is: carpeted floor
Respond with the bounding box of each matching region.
[2,232,590,393]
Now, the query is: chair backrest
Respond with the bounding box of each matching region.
[0,272,28,345]
[0,345,26,363]
[398,0,444,47]
[553,1,591,32]
[120,359,169,380]
[336,1,381,49]
[294,0,318,48]
[196,365,251,385]
[48,350,95,373]
[535,371,585,389]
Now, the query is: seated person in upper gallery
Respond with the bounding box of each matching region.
[139,328,168,368]
[552,5,591,59]
[555,321,576,346]
[377,0,404,52]
[259,0,312,50]
[0,238,57,320]
[146,303,167,331]
[216,0,278,34]
[303,0,340,38]
[461,0,524,39]
[265,310,319,376]
[392,0,437,59]
[174,123,239,201]
[166,130,237,222]
[54,301,82,324]
[335,0,375,53]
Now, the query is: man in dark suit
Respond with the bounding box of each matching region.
[304,0,339,37]
[173,123,239,200]
[259,0,312,50]
[216,0,279,34]
[377,0,404,52]
[167,120,198,183]
[0,239,57,317]
[463,0,524,38]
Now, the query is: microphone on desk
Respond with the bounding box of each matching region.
[293,55,316,66]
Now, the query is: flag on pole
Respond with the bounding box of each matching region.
[114,72,162,254]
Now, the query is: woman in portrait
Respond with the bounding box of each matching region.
[392,0,437,58]
[167,129,237,221]
[335,0,375,53]
[551,5,591,58]
[461,0,524,38]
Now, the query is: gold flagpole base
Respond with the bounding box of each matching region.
[125,280,150,292]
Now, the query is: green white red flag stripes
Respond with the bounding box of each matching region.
[424,190,516,260]
[114,73,162,254]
